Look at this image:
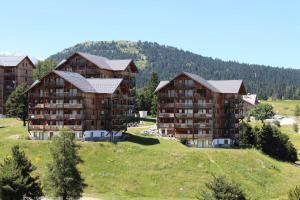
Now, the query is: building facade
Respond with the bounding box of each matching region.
[0,55,35,115]
[154,72,246,148]
[27,52,138,140]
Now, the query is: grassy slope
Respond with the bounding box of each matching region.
[1,119,300,199]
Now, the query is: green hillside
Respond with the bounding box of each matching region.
[0,118,300,199]
[48,40,300,100]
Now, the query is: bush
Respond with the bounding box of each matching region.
[180,138,188,145]
[259,125,297,162]
[288,185,300,200]
[293,123,299,133]
[273,120,280,127]
[239,122,257,147]
[197,175,248,200]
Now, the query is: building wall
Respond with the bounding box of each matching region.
[28,72,130,140]
[0,57,34,114]
[156,74,243,147]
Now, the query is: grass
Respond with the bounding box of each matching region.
[1,119,300,199]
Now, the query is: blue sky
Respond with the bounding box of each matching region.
[1,0,299,68]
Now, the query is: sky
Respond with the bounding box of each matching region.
[0,0,299,68]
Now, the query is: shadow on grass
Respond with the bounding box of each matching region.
[121,133,160,146]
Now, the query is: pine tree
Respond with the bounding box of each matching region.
[197,175,248,200]
[33,60,58,80]
[0,145,43,200]
[5,84,28,126]
[46,129,86,200]
[294,105,300,116]
[145,72,159,113]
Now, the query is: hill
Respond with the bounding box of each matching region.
[1,117,300,199]
[48,41,300,100]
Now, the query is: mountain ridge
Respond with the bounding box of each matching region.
[48,40,300,100]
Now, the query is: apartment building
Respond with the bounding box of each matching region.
[27,52,138,140]
[0,55,35,115]
[154,72,246,148]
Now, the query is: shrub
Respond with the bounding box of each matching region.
[197,175,248,200]
[273,120,280,127]
[239,122,257,147]
[288,185,300,200]
[293,123,299,133]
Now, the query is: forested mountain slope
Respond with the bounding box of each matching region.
[48,41,300,100]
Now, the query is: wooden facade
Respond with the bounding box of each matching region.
[0,56,34,114]
[27,52,138,140]
[155,73,246,147]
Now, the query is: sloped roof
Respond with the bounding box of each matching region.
[27,70,123,94]
[207,80,244,94]
[154,81,170,93]
[57,52,134,71]
[154,72,245,94]
[0,55,26,67]
[243,94,257,105]
[86,78,122,94]
[53,70,96,93]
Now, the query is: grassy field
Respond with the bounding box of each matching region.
[1,118,300,199]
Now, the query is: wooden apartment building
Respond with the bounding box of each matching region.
[27,52,138,140]
[0,55,35,115]
[154,72,246,148]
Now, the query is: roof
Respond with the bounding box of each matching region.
[53,70,96,93]
[86,78,123,94]
[154,81,169,93]
[243,94,257,105]
[56,52,134,71]
[207,80,244,94]
[154,72,245,94]
[27,70,123,94]
[0,55,27,67]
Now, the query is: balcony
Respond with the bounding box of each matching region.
[44,114,64,120]
[194,113,213,118]
[158,113,174,118]
[44,82,64,87]
[111,104,128,109]
[193,103,213,108]
[175,103,193,108]
[28,125,44,130]
[174,123,193,128]
[64,114,82,120]
[193,123,213,128]
[158,103,174,108]
[29,104,44,109]
[157,123,174,128]
[174,83,194,89]
[174,113,193,118]
[44,103,64,109]
[63,104,83,109]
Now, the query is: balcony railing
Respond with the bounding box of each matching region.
[174,123,194,128]
[28,125,44,130]
[175,103,194,108]
[28,92,82,98]
[158,113,174,118]
[158,103,174,108]
[194,113,213,118]
[174,113,193,118]
[193,123,213,128]
[157,123,174,128]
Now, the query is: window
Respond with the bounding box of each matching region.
[224,140,228,145]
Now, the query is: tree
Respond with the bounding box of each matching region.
[5,84,28,126]
[239,122,257,147]
[0,145,43,199]
[293,123,299,133]
[151,95,158,115]
[197,175,248,200]
[33,59,57,80]
[46,129,86,200]
[250,103,275,123]
[294,105,300,117]
[258,125,297,162]
[289,186,300,200]
[145,72,159,114]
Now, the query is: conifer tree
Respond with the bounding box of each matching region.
[0,145,43,199]
[5,84,28,126]
[46,129,86,200]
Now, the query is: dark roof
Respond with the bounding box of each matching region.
[154,72,245,94]
[56,52,135,71]
[27,70,123,94]
[0,55,27,67]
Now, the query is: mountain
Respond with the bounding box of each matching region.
[48,41,300,100]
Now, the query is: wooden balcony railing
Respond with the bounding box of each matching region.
[157,113,174,118]
[174,123,193,128]
[157,123,174,128]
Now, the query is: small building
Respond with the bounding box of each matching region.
[242,94,258,113]
[0,55,35,114]
[154,72,246,148]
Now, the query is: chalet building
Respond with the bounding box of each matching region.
[27,52,138,140]
[154,72,246,148]
[55,52,138,116]
[0,55,35,115]
[27,70,131,140]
